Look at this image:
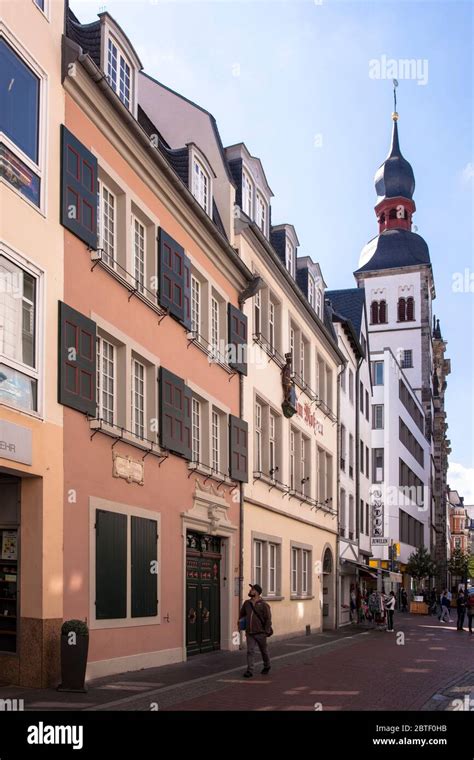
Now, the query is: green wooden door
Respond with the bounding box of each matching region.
[186,532,221,656]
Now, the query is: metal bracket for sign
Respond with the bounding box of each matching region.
[128,286,138,302]
[157,451,169,467]
[229,484,239,497]
[111,429,125,449]
[157,309,168,325]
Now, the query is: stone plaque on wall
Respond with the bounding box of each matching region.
[112,452,144,485]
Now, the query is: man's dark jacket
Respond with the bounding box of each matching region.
[240,599,272,635]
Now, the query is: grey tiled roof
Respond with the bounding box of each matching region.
[67,11,101,68]
[355,228,430,274]
[374,119,415,201]
[325,288,365,337]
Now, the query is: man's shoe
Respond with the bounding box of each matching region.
[261,666,271,674]
[243,670,253,678]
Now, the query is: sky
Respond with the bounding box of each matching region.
[72,0,474,501]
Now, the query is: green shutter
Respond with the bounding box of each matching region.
[158,228,186,322]
[131,517,158,618]
[96,510,127,620]
[60,125,98,249]
[159,366,192,459]
[229,414,248,482]
[58,301,96,415]
[228,304,248,375]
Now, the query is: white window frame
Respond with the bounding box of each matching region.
[256,192,267,235]
[254,288,261,336]
[132,216,145,294]
[0,29,47,214]
[269,412,276,481]
[254,539,263,587]
[191,275,201,336]
[106,35,132,111]
[192,397,201,463]
[308,276,315,308]
[269,298,275,351]
[98,180,116,268]
[286,241,295,277]
[131,358,145,439]
[96,335,115,424]
[316,288,322,319]
[255,401,262,472]
[268,543,277,595]
[291,547,298,594]
[0,246,42,416]
[290,428,296,490]
[211,409,220,473]
[192,156,211,214]
[242,169,254,218]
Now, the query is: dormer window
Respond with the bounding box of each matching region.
[242,170,253,217]
[286,241,295,278]
[192,157,210,214]
[256,192,267,235]
[107,37,132,110]
[316,288,322,319]
[308,277,315,308]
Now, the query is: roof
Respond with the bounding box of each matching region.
[355,228,431,275]
[66,11,101,68]
[374,118,415,201]
[325,288,365,337]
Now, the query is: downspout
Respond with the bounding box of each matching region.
[355,356,363,555]
[336,361,346,628]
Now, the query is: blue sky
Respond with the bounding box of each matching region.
[73,0,474,500]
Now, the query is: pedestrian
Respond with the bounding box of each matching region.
[384,591,396,632]
[350,584,357,623]
[439,590,451,623]
[239,584,272,678]
[456,590,466,631]
[401,588,408,613]
[466,591,474,634]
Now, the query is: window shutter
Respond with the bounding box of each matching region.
[229,414,248,482]
[228,304,248,375]
[96,510,127,620]
[58,301,96,415]
[159,366,191,459]
[60,125,98,249]
[131,516,158,618]
[158,228,186,322]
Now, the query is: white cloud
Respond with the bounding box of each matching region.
[448,462,474,505]
[461,162,474,184]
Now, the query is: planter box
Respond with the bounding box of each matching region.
[410,601,428,615]
[57,634,89,692]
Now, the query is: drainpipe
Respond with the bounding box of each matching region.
[355,356,363,575]
[336,361,346,628]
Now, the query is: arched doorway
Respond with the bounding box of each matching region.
[322,547,335,630]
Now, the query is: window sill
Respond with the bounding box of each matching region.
[187,461,233,485]
[0,176,44,218]
[263,595,284,602]
[252,471,287,493]
[91,252,168,318]
[186,332,234,375]
[290,595,315,601]
[0,400,42,422]
[89,418,166,458]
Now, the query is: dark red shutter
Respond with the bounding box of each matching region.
[60,125,98,249]
[158,228,186,322]
[370,301,378,324]
[229,415,248,482]
[159,366,191,459]
[228,304,248,375]
[407,297,414,321]
[58,301,96,415]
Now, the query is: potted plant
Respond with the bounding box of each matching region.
[57,619,89,693]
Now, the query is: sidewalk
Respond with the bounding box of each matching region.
[0,623,366,711]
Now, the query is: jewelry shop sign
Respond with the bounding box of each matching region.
[0,420,32,466]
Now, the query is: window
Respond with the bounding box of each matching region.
[255,401,262,472]
[349,495,355,540]
[301,435,310,495]
[349,369,354,403]
[290,326,295,368]
[365,390,369,421]
[370,300,387,324]
[254,289,261,335]
[0,38,41,206]
[96,337,115,424]
[132,359,145,438]
[360,381,364,414]
[254,540,263,587]
[290,545,312,597]
[290,428,295,490]
[192,157,210,214]
[211,296,219,355]
[340,489,346,537]
[371,361,384,385]
[398,297,415,322]
[269,298,275,351]
[132,217,145,294]
[340,367,346,392]
[401,350,413,369]
[269,412,277,480]
[107,38,132,110]
[373,448,384,483]
[360,499,364,534]
[192,397,201,463]
[34,0,45,9]
[340,424,346,471]
[256,193,267,234]
[366,503,370,536]
[360,440,364,474]
[316,288,322,319]
[211,410,220,472]
[317,446,333,503]
[0,253,38,412]
[268,543,277,595]
[349,435,354,479]
[286,242,295,277]
[366,445,370,479]
[242,170,253,217]
[399,417,424,467]
[372,404,384,429]
[399,379,424,432]
[191,275,201,335]
[98,182,116,267]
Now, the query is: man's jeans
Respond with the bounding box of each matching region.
[246,633,270,673]
[439,606,451,622]
[457,610,466,630]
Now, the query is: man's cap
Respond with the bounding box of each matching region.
[250,583,263,595]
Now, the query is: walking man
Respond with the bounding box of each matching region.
[384,591,396,632]
[456,590,466,631]
[239,584,272,678]
[439,590,451,623]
